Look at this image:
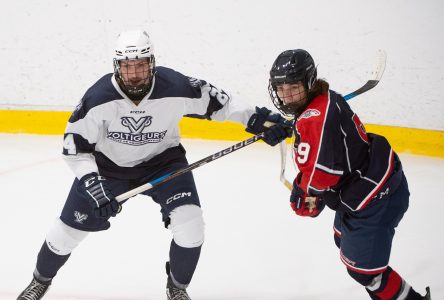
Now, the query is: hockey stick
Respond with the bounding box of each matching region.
[116,50,386,201]
[279,49,387,191]
[344,49,387,100]
[115,132,265,202]
[279,141,293,191]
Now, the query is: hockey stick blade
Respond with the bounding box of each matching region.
[344,49,386,101]
[115,132,265,202]
[279,141,293,190]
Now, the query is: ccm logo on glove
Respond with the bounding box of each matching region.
[79,173,122,218]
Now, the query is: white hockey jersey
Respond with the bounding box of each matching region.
[62,66,255,180]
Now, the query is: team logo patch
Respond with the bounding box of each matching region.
[297,109,321,120]
[74,211,88,224]
[121,116,153,134]
[188,77,204,87]
[352,114,369,143]
[107,116,167,146]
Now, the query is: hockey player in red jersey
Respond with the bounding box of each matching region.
[268,49,431,300]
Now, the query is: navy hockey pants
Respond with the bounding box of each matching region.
[333,172,410,274]
[60,161,201,232]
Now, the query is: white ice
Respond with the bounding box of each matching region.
[1,134,443,300]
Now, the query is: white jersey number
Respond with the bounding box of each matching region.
[63,134,77,155]
[296,142,310,164]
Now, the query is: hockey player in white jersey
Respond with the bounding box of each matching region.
[17,30,292,300]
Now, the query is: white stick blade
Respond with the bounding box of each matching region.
[371,49,387,81]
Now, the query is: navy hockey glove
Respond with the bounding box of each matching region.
[246,106,293,146]
[290,175,325,217]
[263,123,293,146]
[79,173,121,218]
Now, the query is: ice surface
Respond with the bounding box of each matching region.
[1,134,442,299]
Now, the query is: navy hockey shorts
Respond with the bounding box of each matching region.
[333,173,410,274]
[59,162,201,232]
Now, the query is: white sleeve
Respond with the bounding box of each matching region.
[210,93,256,126]
[62,108,101,179]
[63,153,98,180]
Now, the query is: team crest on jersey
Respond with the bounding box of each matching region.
[121,116,152,134]
[107,116,167,146]
[74,211,88,224]
[297,109,321,120]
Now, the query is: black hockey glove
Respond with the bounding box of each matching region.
[263,122,294,146]
[246,106,293,146]
[79,173,121,218]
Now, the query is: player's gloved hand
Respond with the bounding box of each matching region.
[290,175,325,217]
[79,173,121,218]
[246,106,293,146]
[263,123,293,146]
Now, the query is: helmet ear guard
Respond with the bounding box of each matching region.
[268,49,317,117]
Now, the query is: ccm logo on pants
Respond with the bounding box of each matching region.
[166,192,192,204]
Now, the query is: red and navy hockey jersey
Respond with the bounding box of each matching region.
[293,90,397,212]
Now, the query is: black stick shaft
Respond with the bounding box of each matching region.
[116,132,264,202]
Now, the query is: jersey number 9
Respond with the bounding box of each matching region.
[296,142,310,164]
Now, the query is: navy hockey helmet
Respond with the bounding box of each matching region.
[268,49,317,116]
[113,30,156,101]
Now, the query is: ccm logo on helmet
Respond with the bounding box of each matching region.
[125,49,138,53]
[166,192,192,204]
